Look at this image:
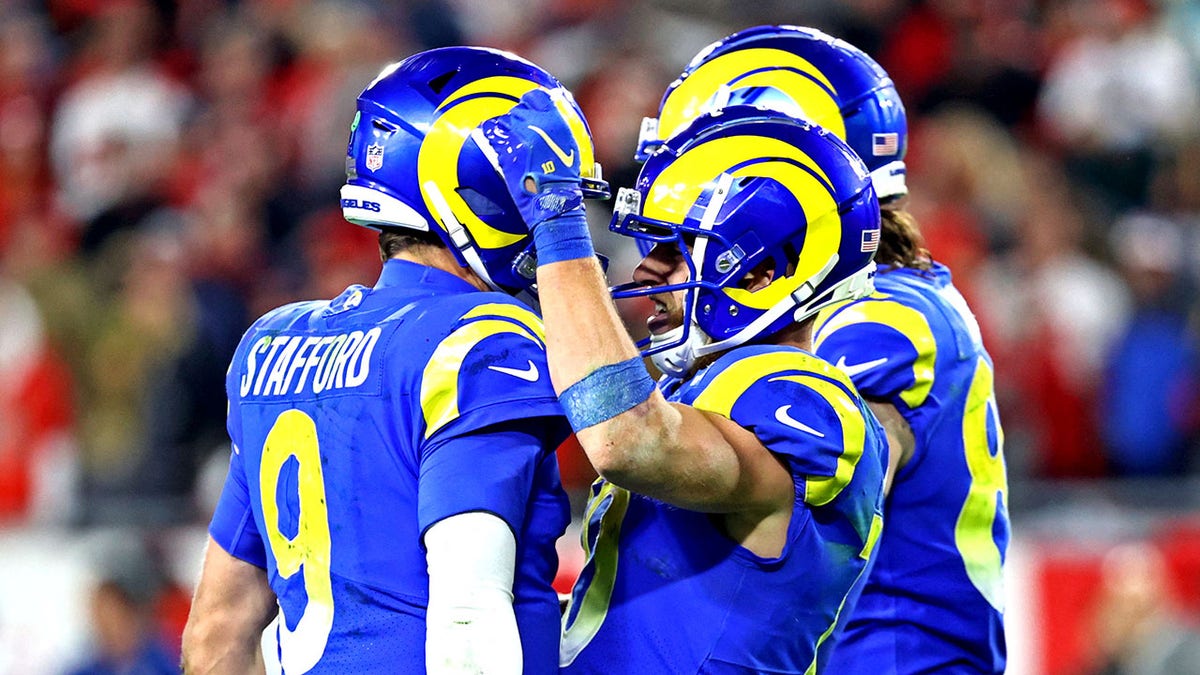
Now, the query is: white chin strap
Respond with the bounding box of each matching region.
[794,261,876,323]
[649,322,712,378]
[870,160,907,201]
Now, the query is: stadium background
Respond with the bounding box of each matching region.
[1,0,1199,672]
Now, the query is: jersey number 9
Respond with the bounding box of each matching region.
[260,409,335,674]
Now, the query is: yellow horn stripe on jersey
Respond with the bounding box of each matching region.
[689,350,851,414]
[560,482,630,666]
[421,318,542,438]
[689,350,810,416]
[660,47,840,141]
[418,76,539,249]
[771,373,866,507]
[687,351,865,506]
[812,295,937,408]
[811,297,854,334]
[462,302,547,343]
[860,512,883,561]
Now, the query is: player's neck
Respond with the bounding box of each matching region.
[390,248,491,292]
[771,320,814,353]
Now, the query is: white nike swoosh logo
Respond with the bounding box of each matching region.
[528,125,576,167]
[835,356,889,378]
[488,360,540,382]
[774,405,826,438]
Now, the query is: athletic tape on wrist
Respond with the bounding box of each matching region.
[533,209,593,265]
[559,356,656,431]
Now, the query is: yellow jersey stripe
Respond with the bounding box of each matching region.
[421,318,541,438]
[561,483,630,666]
[462,303,547,343]
[859,512,883,561]
[770,373,866,506]
[813,295,937,408]
[690,351,810,415]
[689,351,865,506]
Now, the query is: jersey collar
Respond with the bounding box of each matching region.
[375,257,480,294]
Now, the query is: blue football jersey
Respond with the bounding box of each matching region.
[814,263,1009,674]
[209,258,570,674]
[561,344,887,674]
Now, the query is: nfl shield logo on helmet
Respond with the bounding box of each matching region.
[366,143,385,171]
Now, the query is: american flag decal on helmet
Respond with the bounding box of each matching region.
[366,143,384,171]
[862,228,880,252]
[872,133,899,156]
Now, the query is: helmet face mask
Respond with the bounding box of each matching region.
[612,106,880,375]
[342,46,609,294]
[634,25,908,201]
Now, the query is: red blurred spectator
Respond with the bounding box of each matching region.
[0,279,76,522]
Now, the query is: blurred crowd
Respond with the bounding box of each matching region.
[2,1,1200,673]
[1,0,1199,533]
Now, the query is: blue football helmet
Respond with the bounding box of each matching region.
[342,46,609,293]
[635,25,908,201]
[612,106,881,376]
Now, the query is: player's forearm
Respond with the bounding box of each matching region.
[181,615,267,675]
[537,256,640,387]
[865,400,914,496]
[537,256,680,481]
[182,538,276,675]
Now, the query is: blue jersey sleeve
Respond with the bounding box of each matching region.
[416,301,564,443]
[812,296,937,410]
[686,348,875,508]
[418,418,567,540]
[209,445,268,568]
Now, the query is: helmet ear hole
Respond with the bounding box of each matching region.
[737,258,777,292]
[456,187,504,216]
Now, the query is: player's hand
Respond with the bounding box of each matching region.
[476,88,586,229]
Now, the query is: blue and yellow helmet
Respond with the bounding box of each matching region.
[636,25,908,200]
[342,46,608,293]
[612,106,880,374]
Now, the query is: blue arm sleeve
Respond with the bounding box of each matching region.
[418,417,566,543]
[209,446,268,568]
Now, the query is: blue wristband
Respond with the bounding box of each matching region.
[533,204,594,265]
[559,356,656,431]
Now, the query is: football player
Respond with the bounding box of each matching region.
[476,94,888,672]
[638,26,1010,673]
[181,47,609,674]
